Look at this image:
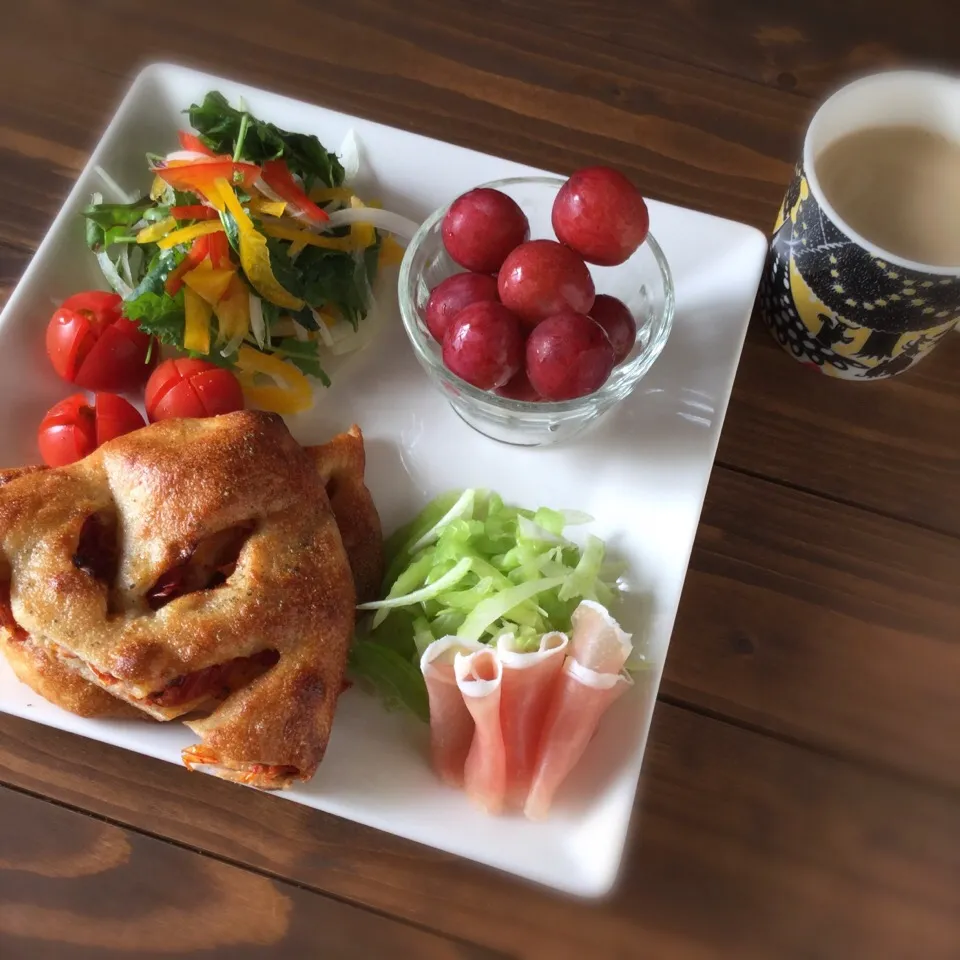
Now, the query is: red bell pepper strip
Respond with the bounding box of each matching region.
[155,159,261,196]
[261,159,330,224]
[170,205,220,221]
[165,236,212,295]
[206,231,231,269]
[178,131,218,156]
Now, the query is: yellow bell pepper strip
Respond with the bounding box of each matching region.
[183,286,212,355]
[215,178,305,311]
[165,236,213,295]
[182,259,236,306]
[157,220,224,250]
[308,186,355,204]
[288,238,308,259]
[135,216,178,244]
[235,345,313,415]
[378,234,406,268]
[248,197,287,218]
[260,222,354,251]
[149,174,168,201]
[213,274,251,343]
[349,196,376,250]
[261,159,329,224]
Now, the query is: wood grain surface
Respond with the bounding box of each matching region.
[0,786,501,959]
[0,1,958,958]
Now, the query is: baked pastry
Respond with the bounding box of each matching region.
[0,411,378,789]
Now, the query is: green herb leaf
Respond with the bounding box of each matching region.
[82,197,153,251]
[347,641,430,723]
[128,246,183,300]
[123,289,185,346]
[273,338,331,385]
[187,91,344,186]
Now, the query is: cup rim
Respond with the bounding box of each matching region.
[398,175,676,416]
[802,68,960,277]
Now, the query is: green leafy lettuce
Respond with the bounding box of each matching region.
[187,90,345,189]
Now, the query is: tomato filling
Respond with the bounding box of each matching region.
[248,763,300,778]
[146,523,254,610]
[182,744,300,782]
[72,511,119,584]
[145,649,279,707]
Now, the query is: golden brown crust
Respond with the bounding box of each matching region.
[0,627,145,719]
[307,426,384,604]
[0,411,361,782]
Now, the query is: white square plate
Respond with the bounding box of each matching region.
[0,63,766,897]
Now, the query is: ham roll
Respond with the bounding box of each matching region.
[420,637,485,786]
[454,648,506,814]
[496,631,568,806]
[524,602,633,820]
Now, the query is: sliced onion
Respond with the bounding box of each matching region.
[94,166,135,204]
[249,294,266,349]
[98,251,133,299]
[323,207,420,240]
[338,129,361,185]
[293,318,313,343]
[310,308,335,348]
[117,246,134,288]
[253,177,286,204]
[164,149,214,163]
[221,333,245,358]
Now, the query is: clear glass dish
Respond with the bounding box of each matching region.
[398,176,675,446]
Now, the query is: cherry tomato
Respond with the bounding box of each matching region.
[498,240,595,327]
[145,359,245,423]
[46,291,154,392]
[525,312,615,401]
[551,166,649,266]
[37,393,145,467]
[588,294,638,364]
[442,188,530,273]
[425,272,500,343]
[442,302,524,391]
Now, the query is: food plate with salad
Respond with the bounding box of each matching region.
[0,62,766,897]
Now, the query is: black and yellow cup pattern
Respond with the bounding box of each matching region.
[758,162,960,379]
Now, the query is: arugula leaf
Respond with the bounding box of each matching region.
[187,91,344,187]
[123,289,185,346]
[264,237,305,299]
[296,245,377,330]
[220,208,240,255]
[128,246,183,300]
[272,338,331,386]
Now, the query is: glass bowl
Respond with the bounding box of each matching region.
[398,176,675,446]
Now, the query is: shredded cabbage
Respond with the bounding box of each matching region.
[349,489,624,719]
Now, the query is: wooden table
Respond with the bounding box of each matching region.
[1,2,958,957]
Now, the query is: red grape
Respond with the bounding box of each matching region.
[589,294,637,364]
[442,301,524,390]
[498,240,595,328]
[552,166,649,266]
[442,188,530,273]
[425,272,500,343]
[525,311,614,400]
[496,366,541,402]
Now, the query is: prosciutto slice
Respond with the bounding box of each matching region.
[496,631,568,806]
[420,637,484,786]
[524,602,633,820]
[455,648,506,814]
